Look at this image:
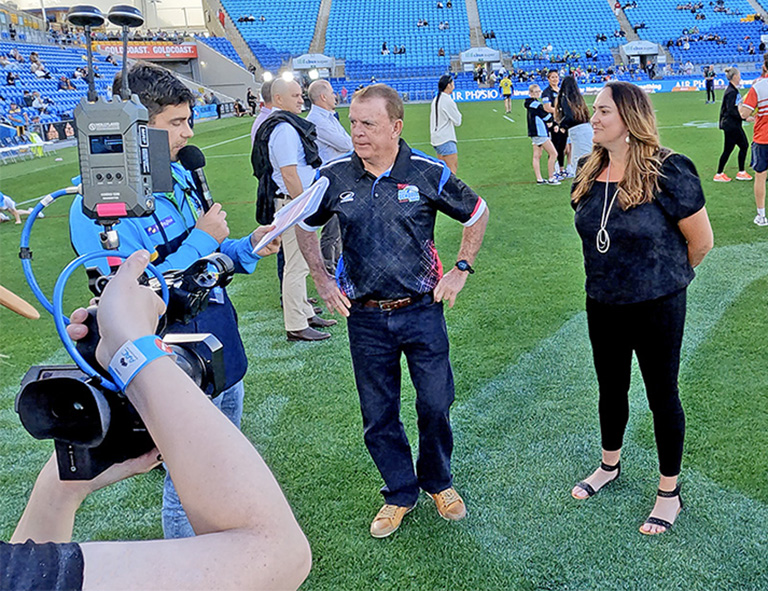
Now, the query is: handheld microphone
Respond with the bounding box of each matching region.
[178,146,213,212]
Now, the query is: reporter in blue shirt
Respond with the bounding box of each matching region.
[68,63,279,539]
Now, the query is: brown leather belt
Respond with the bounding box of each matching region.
[360,292,431,311]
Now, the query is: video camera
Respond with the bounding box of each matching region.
[15,5,231,480]
[16,252,234,481]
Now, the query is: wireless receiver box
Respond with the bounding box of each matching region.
[75,95,172,220]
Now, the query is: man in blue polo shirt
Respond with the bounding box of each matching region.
[296,84,489,538]
[68,63,279,540]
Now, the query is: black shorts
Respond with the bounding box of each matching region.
[751,142,768,173]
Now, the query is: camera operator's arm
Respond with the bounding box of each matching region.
[79,251,310,590]
[11,450,161,544]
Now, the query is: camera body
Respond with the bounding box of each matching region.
[15,253,234,480]
[16,328,223,480]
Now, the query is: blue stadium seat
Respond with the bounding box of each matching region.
[622,0,767,65]
[195,35,246,68]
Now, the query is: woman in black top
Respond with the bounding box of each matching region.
[555,76,594,177]
[714,67,754,182]
[570,82,713,535]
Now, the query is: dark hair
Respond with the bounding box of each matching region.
[112,63,195,122]
[434,75,454,130]
[548,69,558,76]
[438,74,453,92]
[555,76,590,125]
[351,83,404,121]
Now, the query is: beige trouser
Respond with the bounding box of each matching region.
[276,197,314,331]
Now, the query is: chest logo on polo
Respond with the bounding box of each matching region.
[339,191,355,203]
[144,216,175,236]
[397,184,420,203]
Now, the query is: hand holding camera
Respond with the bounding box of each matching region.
[94,249,165,367]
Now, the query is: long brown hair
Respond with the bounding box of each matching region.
[555,76,589,125]
[571,81,667,209]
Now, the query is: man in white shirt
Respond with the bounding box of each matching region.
[250,80,274,146]
[265,79,334,341]
[306,79,353,273]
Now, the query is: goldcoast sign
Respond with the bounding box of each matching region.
[93,42,198,60]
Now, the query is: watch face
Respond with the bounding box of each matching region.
[457,261,468,271]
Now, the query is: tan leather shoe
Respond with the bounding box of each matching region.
[429,487,467,521]
[370,503,416,538]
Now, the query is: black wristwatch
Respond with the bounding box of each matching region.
[455,260,475,274]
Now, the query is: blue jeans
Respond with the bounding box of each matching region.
[566,123,594,176]
[347,297,455,507]
[161,380,245,539]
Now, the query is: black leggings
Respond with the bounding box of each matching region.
[552,128,568,169]
[706,80,715,102]
[586,289,687,477]
[717,127,748,173]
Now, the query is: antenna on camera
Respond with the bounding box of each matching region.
[107,5,144,100]
[66,5,105,103]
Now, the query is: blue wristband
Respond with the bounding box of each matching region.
[108,335,175,391]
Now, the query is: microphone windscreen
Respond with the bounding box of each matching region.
[178,145,206,171]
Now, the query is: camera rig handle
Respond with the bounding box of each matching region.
[52,251,169,392]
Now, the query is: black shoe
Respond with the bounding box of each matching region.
[308,315,337,328]
[572,461,621,499]
[286,327,331,341]
[640,484,683,535]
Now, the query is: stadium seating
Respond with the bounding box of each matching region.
[475,0,620,70]
[325,0,468,80]
[622,0,768,65]
[195,35,246,68]
[217,0,321,71]
[1,41,121,128]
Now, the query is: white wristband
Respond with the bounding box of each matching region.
[108,335,174,391]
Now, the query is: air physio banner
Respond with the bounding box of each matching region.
[450,75,763,102]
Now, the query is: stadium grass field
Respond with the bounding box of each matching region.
[1,90,767,590]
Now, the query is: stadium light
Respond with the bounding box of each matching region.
[262,72,274,82]
[281,71,295,81]
[308,69,319,80]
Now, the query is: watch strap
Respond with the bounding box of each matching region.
[456,260,475,274]
[108,335,175,391]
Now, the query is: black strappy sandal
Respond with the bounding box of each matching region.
[640,484,683,535]
[571,461,621,499]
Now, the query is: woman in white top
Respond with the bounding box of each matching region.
[430,75,462,173]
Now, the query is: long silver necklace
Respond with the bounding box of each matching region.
[596,162,619,254]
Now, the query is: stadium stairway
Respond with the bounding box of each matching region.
[200,0,261,74]
[608,0,641,41]
[464,0,487,47]
[309,0,333,54]
[745,0,768,19]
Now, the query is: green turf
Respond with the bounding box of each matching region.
[1,92,767,590]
